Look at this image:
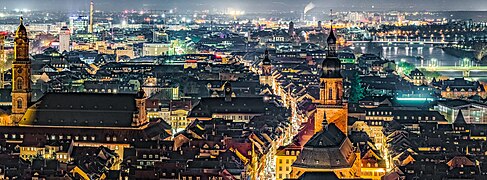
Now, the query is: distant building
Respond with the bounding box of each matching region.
[436,99,487,124]
[142,43,171,56]
[409,68,426,86]
[69,16,89,34]
[436,78,487,99]
[58,26,70,53]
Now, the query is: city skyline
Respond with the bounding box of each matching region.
[1,0,487,179]
[3,0,487,12]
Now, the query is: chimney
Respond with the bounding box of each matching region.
[89,0,94,34]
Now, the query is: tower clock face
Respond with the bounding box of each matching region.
[17,68,23,74]
[226,88,231,92]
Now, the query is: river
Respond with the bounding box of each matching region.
[351,42,487,81]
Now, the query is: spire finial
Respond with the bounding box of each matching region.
[20,16,23,25]
[330,9,333,23]
[329,9,334,31]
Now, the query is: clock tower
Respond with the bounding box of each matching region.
[11,17,31,125]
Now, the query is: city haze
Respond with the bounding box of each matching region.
[4,0,487,12]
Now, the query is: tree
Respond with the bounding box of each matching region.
[349,71,365,103]
[420,68,442,80]
[398,61,416,75]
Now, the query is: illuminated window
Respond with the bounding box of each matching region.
[17,99,23,109]
[16,78,23,90]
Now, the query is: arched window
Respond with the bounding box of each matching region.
[16,78,23,90]
[17,98,22,109]
[328,88,333,100]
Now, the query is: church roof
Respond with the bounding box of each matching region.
[19,92,139,127]
[320,56,342,78]
[297,172,339,180]
[292,123,356,169]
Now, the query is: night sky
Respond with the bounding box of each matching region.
[3,0,487,12]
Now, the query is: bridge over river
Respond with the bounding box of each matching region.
[419,57,487,77]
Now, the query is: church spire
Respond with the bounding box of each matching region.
[263,49,271,65]
[327,9,337,57]
[16,17,27,35]
[321,112,328,131]
[320,9,341,79]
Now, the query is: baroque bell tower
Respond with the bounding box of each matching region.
[11,17,31,125]
[314,18,348,135]
[259,49,272,86]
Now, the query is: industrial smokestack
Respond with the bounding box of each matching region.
[89,0,94,34]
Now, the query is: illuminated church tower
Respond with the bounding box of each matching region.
[259,49,272,85]
[11,17,31,125]
[314,20,348,134]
